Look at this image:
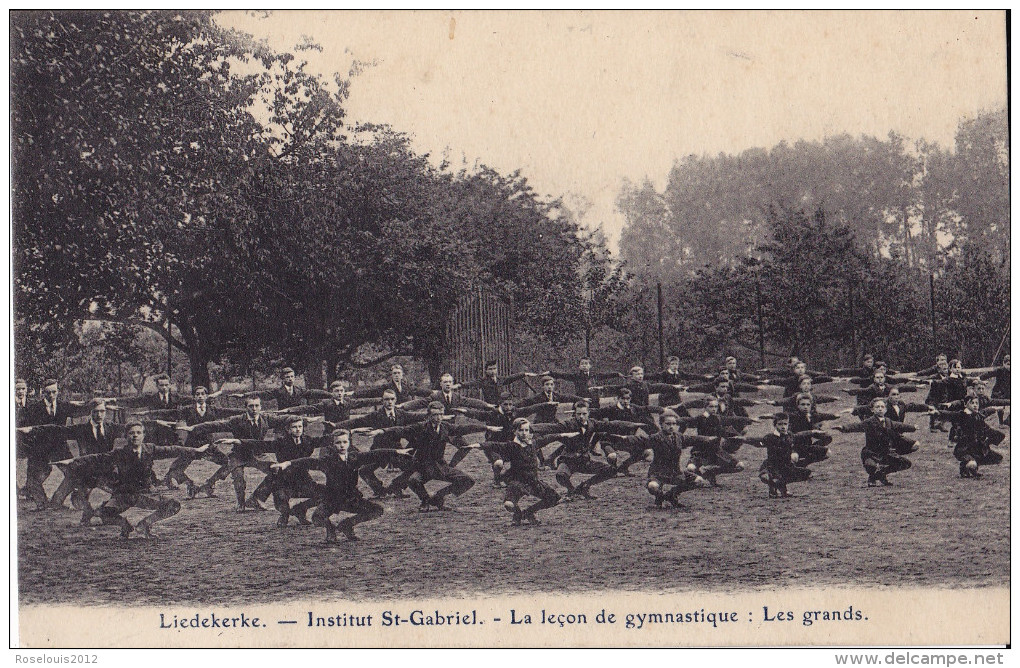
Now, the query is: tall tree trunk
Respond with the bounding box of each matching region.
[177,320,211,389]
[304,353,325,390]
[187,347,212,389]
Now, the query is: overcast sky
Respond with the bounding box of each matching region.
[219,10,1007,250]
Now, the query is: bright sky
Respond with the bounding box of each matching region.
[219,10,1007,250]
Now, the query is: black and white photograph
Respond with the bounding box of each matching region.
[9,9,1010,653]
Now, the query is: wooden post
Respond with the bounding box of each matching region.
[929,273,938,356]
[656,282,665,369]
[166,323,172,377]
[848,281,857,362]
[755,276,766,370]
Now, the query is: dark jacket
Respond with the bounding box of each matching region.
[401,390,491,414]
[549,369,623,400]
[75,443,196,494]
[460,373,529,404]
[517,390,584,423]
[286,449,397,501]
[839,416,915,457]
[351,379,429,405]
[980,367,1010,399]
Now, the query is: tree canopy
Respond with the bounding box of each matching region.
[13,10,607,388]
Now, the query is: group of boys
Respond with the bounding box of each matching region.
[14,352,1009,541]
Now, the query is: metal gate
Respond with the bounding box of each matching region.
[444,288,513,390]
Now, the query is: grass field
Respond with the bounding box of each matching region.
[16,382,1010,606]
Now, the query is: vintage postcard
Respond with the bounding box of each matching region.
[9,9,1010,654]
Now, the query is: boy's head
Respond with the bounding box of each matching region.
[427,401,446,423]
[870,397,887,418]
[329,429,352,458]
[773,412,791,435]
[661,411,681,434]
[126,422,146,446]
[512,418,533,444]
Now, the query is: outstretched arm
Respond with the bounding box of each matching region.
[152,443,211,459]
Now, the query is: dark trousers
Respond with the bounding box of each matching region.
[794,436,831,466]
[252,469,321,519]
[690,446,744,479]
[312,495,384,540]
[615,442,652,473]
[647,470,700,502]
[555,457,615,492]
[202,452,275,505]
[359,452,414,495]
[861,450,911,480]
[446,435,480,468]
[954,431,1005,469]
[98,491,181,533]
[403,463,474,503]
[758,460,812,491]
[504,476,560,516]
[25,456,53,506]
[166,445,228,486]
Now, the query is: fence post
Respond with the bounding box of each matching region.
[755,276,766,370]
[929,273,938,356]
[656,282,665,369]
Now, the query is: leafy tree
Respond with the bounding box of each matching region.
[948,109,1009,263]
[11,10,291,386]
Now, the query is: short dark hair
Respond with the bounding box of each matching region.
[125,420,145,431]
[773,412,790,423]
[618,387,632,398]
[193,386,208,395]
[485,360,497,368]
[573,399,590,410]
[427,400,445,411]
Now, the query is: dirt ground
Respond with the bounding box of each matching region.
[16,383,1010,605]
